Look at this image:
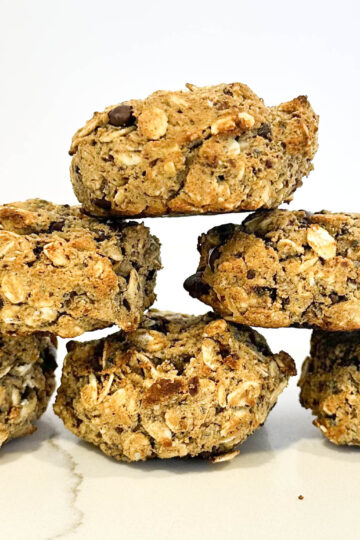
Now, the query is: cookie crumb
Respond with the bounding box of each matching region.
[298,495,304,500]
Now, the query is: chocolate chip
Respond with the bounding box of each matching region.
[33,245,43,256]
[66,340,77,353]
[149,318,168,334]
[42,347,57,373]
[92,198,111,210]
[223,87,233,96]
[257,123,272,141]
[188,138,202,150]
[49,220,65,232]
[330,293,347,304]
[214,223,235,244]
[108,105,135,127]
[246,269,256,279]
[102,154,114,162]
[340,356,360,370]
[183,272,210,299]
[265,159,273,168]
[188,376,199,396]
[254,286,277,301]
[209,247,221,272]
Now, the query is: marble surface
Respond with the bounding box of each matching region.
[2,338,360,540]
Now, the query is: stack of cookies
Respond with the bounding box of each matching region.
[2,81,351,460]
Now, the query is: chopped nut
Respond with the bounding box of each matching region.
[0,429,8,447]
[307,225,336,260]
[297,257,318,273]
[224,138,241,157]
[201,338,219,370]
[165,408,193,433]
[211,114,237,135]
[43,241,68,266]
[217,382,227,407]
[81,374,98,405]
[122,432,152,461]
[145,421,172,442]
[138,107,168,140]
[203,319,227,337]
[1,275,26,304]
[209,450,239,463]
[0,232,17,258]
[97,374,114,403]
[227,381,261,407]
[237,112,255,129]
[115,153,142,167]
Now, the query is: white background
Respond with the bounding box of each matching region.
[0,1,360,539]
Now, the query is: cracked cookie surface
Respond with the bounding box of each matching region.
[0,200,161,337]
[299,330,360,445]
[54,310,295,462]
[185,210,360,331]
[0,333,57,447]
[70,83,318,218]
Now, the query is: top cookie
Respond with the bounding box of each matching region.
[184,210,360,331]
[0,200,161,337]
[69,83,318,217]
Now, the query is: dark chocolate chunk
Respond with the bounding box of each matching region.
[66,341,77,353]
[108,105,135,127]
[209,247,221,272]
[42,347,57,373]
[254,286,277,301]
[257,123,272,141]
[49,220,65,232]
[246,269,256,279]
[188,376,199,396]
[214,223,235,244]
[92,198,111,210]
[183,272,210,299]
[223,87,233,96]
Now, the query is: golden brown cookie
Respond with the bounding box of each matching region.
[0,200,161,337]
[0,333,57,447]
[69,83,318,217]
[54,310,295,462]
[299,330,360,446]
[185,210,360,331]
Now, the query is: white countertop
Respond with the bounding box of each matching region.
[2,338,359,540]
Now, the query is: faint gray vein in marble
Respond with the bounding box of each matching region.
[46,436,84,539]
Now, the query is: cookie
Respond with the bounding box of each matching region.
[0,334,57,447]
[299,330,360,446]
[54,310,295,462]
[69,83,318,217]
[185,210,360,331]
[0,200,161,337]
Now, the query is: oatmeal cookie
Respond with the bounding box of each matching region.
[185,210,360,331]
[54,310,295,462]
[299,330,360,445]
[69,83,318,217]
[0,334,56,447]
[0,200,161,337]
